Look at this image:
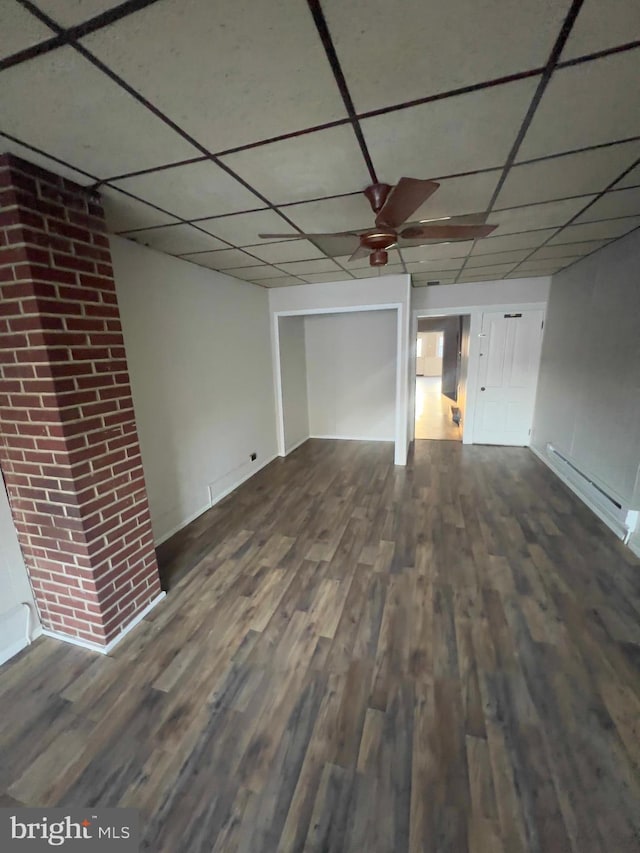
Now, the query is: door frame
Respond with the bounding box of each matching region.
[411,302,546,445]
[274,302,408,465]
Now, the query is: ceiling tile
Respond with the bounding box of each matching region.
[35,1,124,26]
[124,224,228,255]
[458,271,508,282]
[275,259,343,275]
[529,240,610,259]
[228,265,287,280]
[518,51,640,160]
[101,187,181,232]
[561,0,640,60]
[221,126,371,204]
[111,160,263,219]
[573,186,640,223]
[614,162,640,189]
[405,259,466,273]
[412,272,458,283]
[465,250,531,267]
[400,242,473,263]
[259,276,305,288]
[244,240,326,264]
[498,140,640,207]
[0,46,198,177]
[195,209,292,246]
[283,196,374,233]
[361,78,539,179]
[549,217,640,243]
[322,0,568,113]
[1,5,54,60]
[412,171,501,220]
[299,272,352,283]
[179,248,264,269]
[504,272,551,279]
[471,229,559,253]
[491,197,595,235]
[0,135,93,185]
[516,259,578,272]
[462,262,519,276]
[83,0,347,153]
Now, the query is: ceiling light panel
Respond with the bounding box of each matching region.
[82,0,348,154]
[362,78,539,179]
[518,51,640,160]
[111,160,263,219]
[0,47,198,177]
[498,139,640,207]
[322,0,569,113]
[124,224,228,255]
[220,126,371,204]
[560,0,640,60]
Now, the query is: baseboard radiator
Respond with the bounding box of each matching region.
[544,444,638,543]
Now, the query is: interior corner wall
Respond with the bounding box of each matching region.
[531,228,640,512]
[305,310,397,441]
[0,474,41,665]
[278,315,309,453]
[110,237,277,544]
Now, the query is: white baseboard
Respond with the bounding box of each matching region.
[629,538,640,560]
[530,445,628,540]
[154,452,279,546]
[154,503,211,547]
[41,591,166,655]
[283,436,309,456]
[0,623,43,668]
[309,434,394,443]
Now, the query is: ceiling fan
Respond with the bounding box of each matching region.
[259,178,498,267]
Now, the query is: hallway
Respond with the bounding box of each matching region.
[415,375,461,441]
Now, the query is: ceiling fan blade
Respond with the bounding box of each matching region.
[375,178,440,229]
[400,223,497,241]
[348,244,370,263]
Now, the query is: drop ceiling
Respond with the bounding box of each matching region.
[1,0,639,288]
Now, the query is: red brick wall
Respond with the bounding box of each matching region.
[0,153,161,647]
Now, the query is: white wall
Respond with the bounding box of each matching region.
[0,475,41,665]
[305,310,397,441]
[269,274,411,464]
[278,316,309,453]
[412,276,551,311]
[111,237,277,544]
[532,229,640,528]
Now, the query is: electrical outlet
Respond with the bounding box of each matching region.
[250,452,257,461]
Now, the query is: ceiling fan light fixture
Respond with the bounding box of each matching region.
[369,249,388,267]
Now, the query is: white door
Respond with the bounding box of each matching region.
[473,309,544,446]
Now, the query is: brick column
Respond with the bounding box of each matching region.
[0,153,162,649]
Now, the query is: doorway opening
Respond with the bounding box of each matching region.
[415,315,470,441]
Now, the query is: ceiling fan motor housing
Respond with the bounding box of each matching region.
[369,249,389,266]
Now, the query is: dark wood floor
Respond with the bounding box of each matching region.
[1,439,639,852]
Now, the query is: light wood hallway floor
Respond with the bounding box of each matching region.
[1,440,639,852]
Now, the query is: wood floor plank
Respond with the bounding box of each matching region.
[1,439,639,851]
